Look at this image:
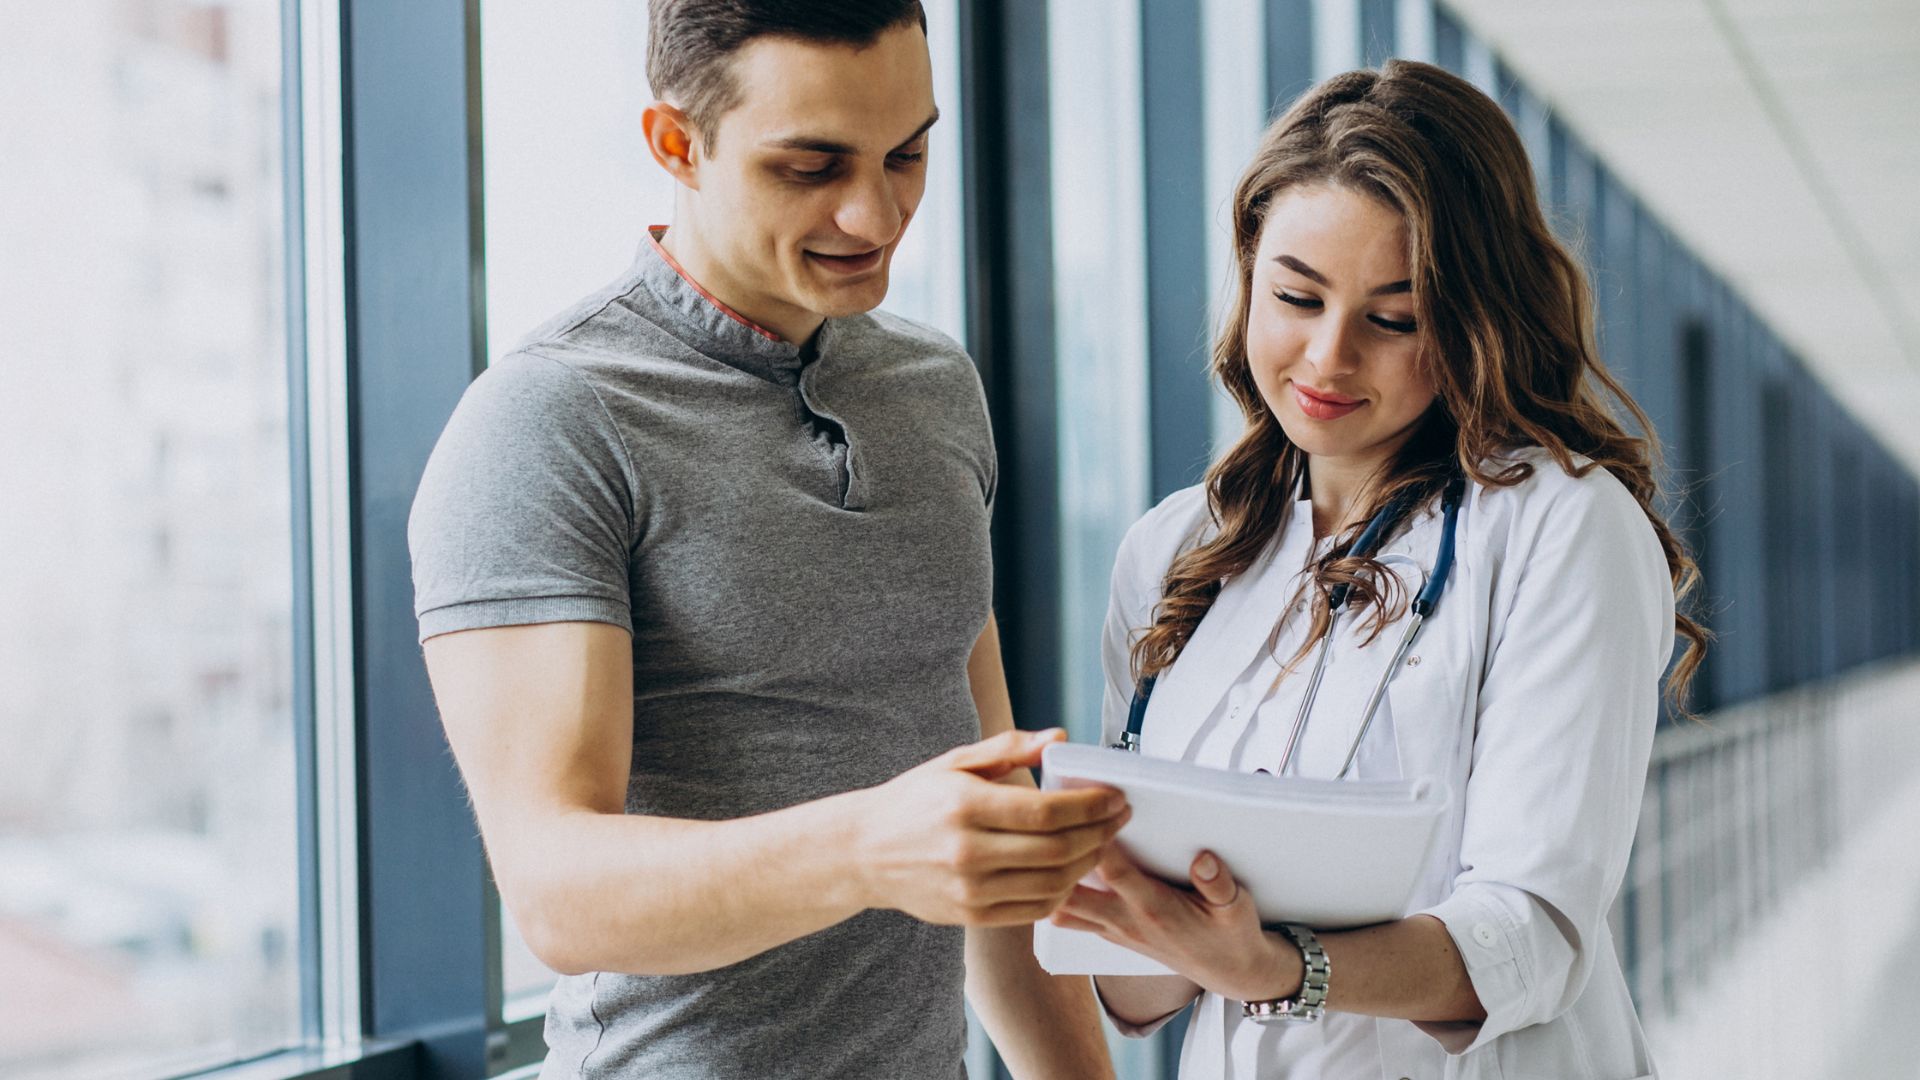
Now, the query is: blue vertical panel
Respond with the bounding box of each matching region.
[340,0,493,1076]
[1807,384,1841,681]
[1360,0,1396,65]
[1559,134,1599,295]
[1433,5,1465,74]
[1494,59,1522,119]
[1592,171,1638,401]
[1268,0,1317,114]
[1674,251,1718,712]
[1904,474,1920,656]
[1759,374,1795,692]
[1545,117,1572,232]
[962,0,1062,739]
[1711,283,1766,706]
[1634,218,1678,460]
[1142,0,1214,501]
[1832,430,1867,670]
[1904,475,1920,656]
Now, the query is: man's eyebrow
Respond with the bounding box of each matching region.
[762,111,940,156]
[1274,254,1410,295]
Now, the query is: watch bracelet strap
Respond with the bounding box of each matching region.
[1242,923,1331,1022]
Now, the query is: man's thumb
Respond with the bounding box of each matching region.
[945,727,1064,779]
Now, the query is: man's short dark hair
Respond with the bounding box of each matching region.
[648,0,928,150]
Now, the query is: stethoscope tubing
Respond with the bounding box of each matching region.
[1118,473,1465,776]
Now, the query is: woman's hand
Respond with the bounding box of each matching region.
[1051,846,1303,1005]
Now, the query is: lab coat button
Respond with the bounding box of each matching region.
[1472,923,1498,948]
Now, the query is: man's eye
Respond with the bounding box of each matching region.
[781,158,840,181]
[889,151,926,167]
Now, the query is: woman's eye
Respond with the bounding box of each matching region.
[1275,291,1321,310]
[1369,315,1418,334]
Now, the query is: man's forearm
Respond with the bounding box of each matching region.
[509,792,868,977]
[965,923,1115,1080]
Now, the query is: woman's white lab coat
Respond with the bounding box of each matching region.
[1098,447,1672,1080]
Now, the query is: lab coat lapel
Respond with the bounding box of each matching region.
[1143,506,1315,760]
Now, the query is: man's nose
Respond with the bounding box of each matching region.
[834,168,904,248]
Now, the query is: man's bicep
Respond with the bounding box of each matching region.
[424,621,635,841]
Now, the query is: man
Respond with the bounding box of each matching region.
[408,2,1122,1077]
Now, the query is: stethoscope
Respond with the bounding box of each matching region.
[1114,473,1466,780]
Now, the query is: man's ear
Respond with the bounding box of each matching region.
[642,103,702,190]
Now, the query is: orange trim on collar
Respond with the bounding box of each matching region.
[646,226,784,343]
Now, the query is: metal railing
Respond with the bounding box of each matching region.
[1616,658,1920,1019]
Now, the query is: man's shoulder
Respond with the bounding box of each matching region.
[857,309,968,356]
[839,310,977,379]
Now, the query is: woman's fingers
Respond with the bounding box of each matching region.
[1095,843,1162,904]
[1059,882,1127,924]
[1188,850,1241,907]
[1046,910,1108,935]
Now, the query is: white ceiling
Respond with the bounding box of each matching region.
[1442,0,1920,469]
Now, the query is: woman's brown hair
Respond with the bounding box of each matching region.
[1130,59,1708,710]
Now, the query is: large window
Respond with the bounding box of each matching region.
[0,2,303,1076]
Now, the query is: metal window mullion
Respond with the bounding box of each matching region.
[962,0,1062,742]
[1141,0,1211,502]
[291,0,364,1052]
[338,0,494,1075]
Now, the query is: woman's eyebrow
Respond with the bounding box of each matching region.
[1275,254,1410,295]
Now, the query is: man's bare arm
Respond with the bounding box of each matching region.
[962,615,1118,1079]
[425,620,1128,977]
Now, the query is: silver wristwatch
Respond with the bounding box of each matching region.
[1242,923,1331,1024]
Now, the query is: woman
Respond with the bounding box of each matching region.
[1049,60,1706,1079]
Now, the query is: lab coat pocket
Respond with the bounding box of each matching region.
[1381,633,1470,786]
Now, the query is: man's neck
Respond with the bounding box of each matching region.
[655,225,825,346]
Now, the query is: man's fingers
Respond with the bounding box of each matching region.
[941,728,1063,779]
[972,898,1061,926]
[1189,850,1241,907]
[970,861,1097,905]
[965,810,1128,870]
[965,781,1125,833]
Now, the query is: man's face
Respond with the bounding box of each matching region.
[688,23,937,330]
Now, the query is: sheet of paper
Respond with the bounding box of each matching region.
[1032,743,1449,976]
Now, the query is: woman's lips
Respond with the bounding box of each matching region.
[1292,382,1366,421]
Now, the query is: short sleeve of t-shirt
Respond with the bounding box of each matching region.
[407,350,638,642]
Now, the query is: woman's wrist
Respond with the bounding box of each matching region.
[1229,929,1305,1003]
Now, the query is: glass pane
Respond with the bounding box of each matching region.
[479,0,970,1009]
[0,2,302,1077]
[1201,0,1269,453]
[1049,0,1151,748]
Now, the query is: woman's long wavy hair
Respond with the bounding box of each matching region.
[1130,59,1709,711]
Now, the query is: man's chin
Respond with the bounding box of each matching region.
[797,275,891,320]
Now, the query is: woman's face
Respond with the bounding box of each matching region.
[1246,184,1436,470]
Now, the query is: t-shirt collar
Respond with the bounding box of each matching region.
[635,226,833,384]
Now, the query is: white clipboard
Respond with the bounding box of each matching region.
[1032,742,1450,976]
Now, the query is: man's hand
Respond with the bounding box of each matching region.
[844,728,1130,926]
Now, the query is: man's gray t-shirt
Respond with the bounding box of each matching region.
[408,232,995,1079]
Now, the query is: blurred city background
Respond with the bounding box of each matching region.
[0,0,1915,1078]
